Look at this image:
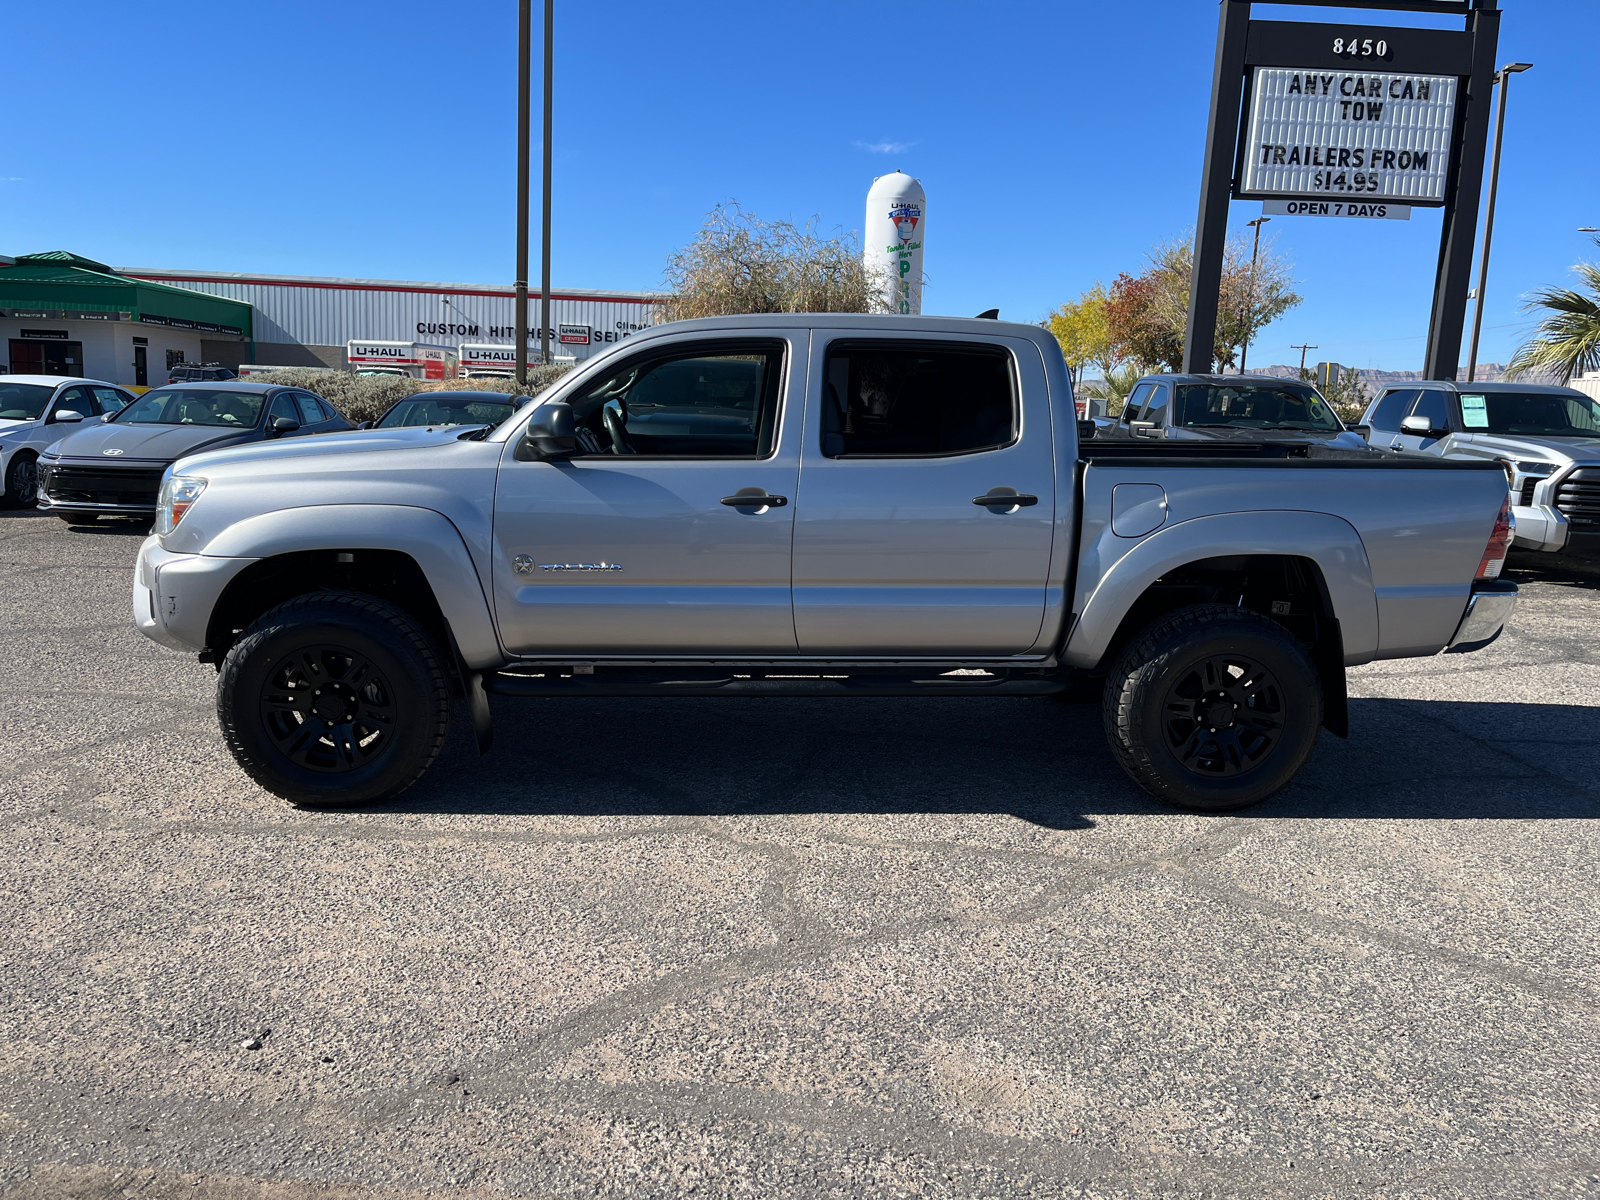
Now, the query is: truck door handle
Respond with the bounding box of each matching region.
[720,493,788,507]
[973,492,1039,508]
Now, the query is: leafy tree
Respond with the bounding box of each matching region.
[1045,283,1119,387]
[1106,271,1184,371]
[1507,237,1600,383]
[663,203,881,320]
[1104,234,1301,373]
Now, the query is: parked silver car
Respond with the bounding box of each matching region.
[1357,380,1600,563]
[0,375,135,508]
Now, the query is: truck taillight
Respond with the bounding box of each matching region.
[1476,496,1511,580]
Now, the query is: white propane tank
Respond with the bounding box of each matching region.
[864,171,926,315]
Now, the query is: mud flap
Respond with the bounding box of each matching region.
[467,671,494,754]
[1312,617,1349,739]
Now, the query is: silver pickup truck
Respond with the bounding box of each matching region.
[132,315,1516,813]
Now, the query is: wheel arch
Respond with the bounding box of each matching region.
[197,504,503,670]
[1063,512,1377,738]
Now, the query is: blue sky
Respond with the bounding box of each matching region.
[3,0,1593,370]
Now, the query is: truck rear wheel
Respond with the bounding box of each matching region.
[1102,604,1322,812]
[217,591,451,807]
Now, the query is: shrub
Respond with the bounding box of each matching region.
[242,365,574,424]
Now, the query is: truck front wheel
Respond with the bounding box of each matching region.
[1103,604,1322,812]
[217,592,452,807]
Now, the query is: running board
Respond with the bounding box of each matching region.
[481,670,1071,699]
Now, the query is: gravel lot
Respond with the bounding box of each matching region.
[1,508,1597,1200]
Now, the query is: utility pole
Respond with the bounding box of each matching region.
[1291,343,1318,377]
[539,0,554,370]
[1239,215,1270,374]
[513,0,530,388]
[1467,61,1532,383]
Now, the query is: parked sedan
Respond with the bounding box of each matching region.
[37,382,351,524]
[0,376,136,509]
[1091,373,1372,450]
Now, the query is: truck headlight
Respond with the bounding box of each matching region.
[1514,461,1556,476]
[155,474,207,535]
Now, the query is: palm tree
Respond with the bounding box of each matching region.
[1082,362,1144,416]
[1507,238,1600,384]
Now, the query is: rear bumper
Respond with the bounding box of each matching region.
[1445,581,1517,654]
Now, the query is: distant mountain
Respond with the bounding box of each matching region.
[1247,363,1511,385]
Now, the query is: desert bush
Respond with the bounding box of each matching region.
[243,365,573,424]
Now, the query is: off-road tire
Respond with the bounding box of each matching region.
[217,591,451,807]
[1,453,38,509]
[1103,604,1322,812]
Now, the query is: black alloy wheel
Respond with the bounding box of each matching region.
[1,454,38,509]
[259,644,399,772]
[1103,603,1321,812]
[1159,652,1284,777]
[218,592,451,806]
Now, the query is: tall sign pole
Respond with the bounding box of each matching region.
[1424,3,1500,380]
[1185,0,1500,382]
[539,0,554,370]
[1183,0,1252,374]
[514,0,530,388]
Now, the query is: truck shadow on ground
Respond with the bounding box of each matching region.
[379,695,1600,829]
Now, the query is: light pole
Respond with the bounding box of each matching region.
[539,0,553,370]
[514,0,530,388]
[1238,215,1269,374]
[1467,61,1533,383]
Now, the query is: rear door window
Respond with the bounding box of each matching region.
[821,342,1015,457]
[293,392,325,425]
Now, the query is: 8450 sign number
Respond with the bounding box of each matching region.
[1333,35,1389,58]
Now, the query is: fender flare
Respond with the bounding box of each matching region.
[202,504,504,669]
[1062,510,1378,668]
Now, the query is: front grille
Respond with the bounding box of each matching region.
[44,465,164,507]
[1555,466,1600,529]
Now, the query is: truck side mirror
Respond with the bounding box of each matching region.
[1400,415,1448,438]
[516,400,576,461]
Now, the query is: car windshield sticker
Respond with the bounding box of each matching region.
[1461,394,1489,428]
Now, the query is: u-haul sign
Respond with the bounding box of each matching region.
[1239,68,1457,205]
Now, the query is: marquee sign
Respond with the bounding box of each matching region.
[1239,68,1457,205]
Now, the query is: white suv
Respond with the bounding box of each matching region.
[0,376,136,509]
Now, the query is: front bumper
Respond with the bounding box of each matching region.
[133,535,257,654]
[1509,504,1569,553]
[1445,581,1518,654]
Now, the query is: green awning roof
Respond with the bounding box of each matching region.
[0,251,252,337]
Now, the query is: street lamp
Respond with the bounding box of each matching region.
[1238,215,1270,374]
[1467,61,1533,384]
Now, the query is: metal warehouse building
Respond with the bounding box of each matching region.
[121,266,664,375]
[1,248,662,387]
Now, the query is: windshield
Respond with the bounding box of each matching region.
[375,397,516,429]
[115,388,265,427]
[0,382,56,421]
[1176,383,1343,432]
[1460,391,1600,438]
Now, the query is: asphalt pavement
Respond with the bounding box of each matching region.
[1,508,1597,1200]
